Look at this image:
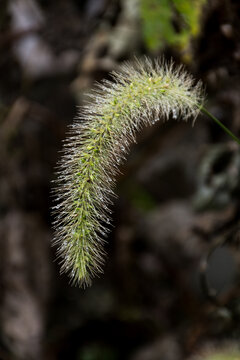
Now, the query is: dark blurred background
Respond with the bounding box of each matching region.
[1,1,240,359]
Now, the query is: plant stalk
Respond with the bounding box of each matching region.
[201,106,240,146]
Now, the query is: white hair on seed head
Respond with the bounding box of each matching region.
[52,57,204,287]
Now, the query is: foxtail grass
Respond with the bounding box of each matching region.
[53,57,206,286]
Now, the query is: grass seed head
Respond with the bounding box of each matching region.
[53,57,204,286]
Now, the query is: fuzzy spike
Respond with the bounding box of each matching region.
[53,57,204,286]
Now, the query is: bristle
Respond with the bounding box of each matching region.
[52,57,204,286]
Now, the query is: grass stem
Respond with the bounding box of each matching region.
[200,106,240,145]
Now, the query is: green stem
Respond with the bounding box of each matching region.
[200,106,240,146]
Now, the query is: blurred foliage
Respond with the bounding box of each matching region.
[122,180,157,212]
[78,344,116,360]
[193,144,240,211]
[0,103,8,123]
[140,0,206,58]
[197,349,240,360]
[0,0,8,32]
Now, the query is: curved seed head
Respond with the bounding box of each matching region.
[52,57,205,287]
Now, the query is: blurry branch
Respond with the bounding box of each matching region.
[0,26,40,49]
